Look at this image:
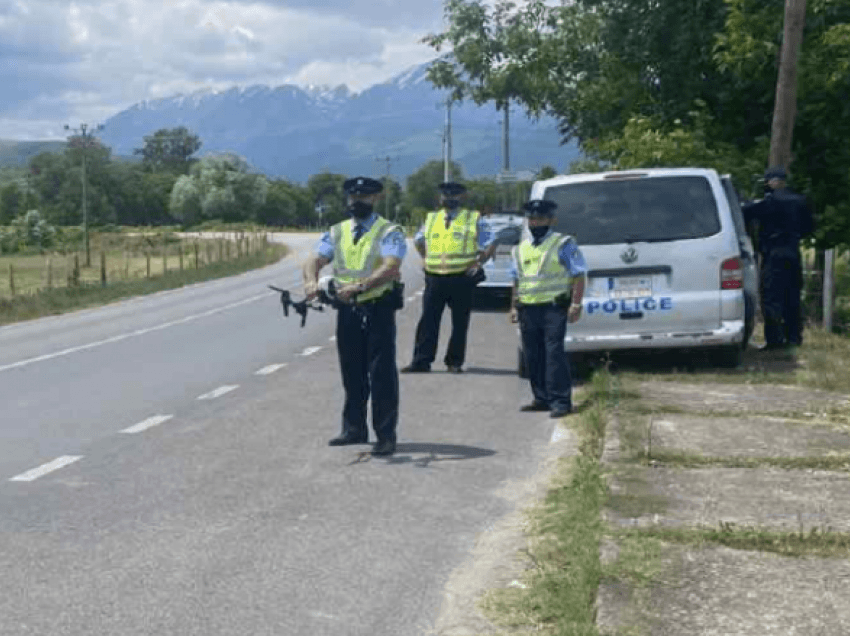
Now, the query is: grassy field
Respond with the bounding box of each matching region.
[0,231,287,326]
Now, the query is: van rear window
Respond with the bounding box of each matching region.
[544,176,721,245]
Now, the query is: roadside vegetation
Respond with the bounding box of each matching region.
[0,229,287,326]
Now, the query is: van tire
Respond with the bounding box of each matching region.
[518,347,528,378]
[712,345,743,368]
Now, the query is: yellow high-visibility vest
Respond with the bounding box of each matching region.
[331,217,400,302]
[423,208,479,275]
[514,233,574,305]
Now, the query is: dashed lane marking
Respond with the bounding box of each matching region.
[9,456,83,482]
[329,336,336,342]
[121,414,174,434]
[407,296,416,302]
[415,290,424,296]
[300,346,322,356]
[197,385,239,400]
[255,363,288,376]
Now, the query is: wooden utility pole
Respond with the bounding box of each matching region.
[768,0,807,171]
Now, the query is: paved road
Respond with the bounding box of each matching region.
[0,232,561,635]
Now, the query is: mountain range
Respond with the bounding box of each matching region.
[98,61,580,182]
[3,61,581,183]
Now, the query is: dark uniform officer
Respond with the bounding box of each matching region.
[302,176,407,456]
[510,199,587,418]
[743,167,815,349]
[401,182,496,374]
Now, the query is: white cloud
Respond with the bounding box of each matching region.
[0,0,445,139]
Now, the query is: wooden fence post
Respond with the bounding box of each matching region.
[179,243,184,271]
[46,257,53,289]
[124,250,130,279]
[73,254,80,286]
[194,242,200,269]
[9,263,15,296]
[100,251,107,286]
[162,235,168,275]
[146,252,151,279]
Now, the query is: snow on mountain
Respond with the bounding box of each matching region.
[98,60,581,181]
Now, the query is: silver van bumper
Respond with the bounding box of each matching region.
[562,319,746,352]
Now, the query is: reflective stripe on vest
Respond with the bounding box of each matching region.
[423,208,479,275]
[331,218,400,302]
[514,233,574,305]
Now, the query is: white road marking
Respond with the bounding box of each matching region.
[197,385,239,400]
[407,296,416,302]
[415,290,424,296]
[550,424,570,444]
[121,414,174,434]
[10,456,83,482]
[300,346,322,356]
[255,363,288,376]
[328,336,336,342]
[0,291,276,374]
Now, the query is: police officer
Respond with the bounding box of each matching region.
[743,167,815,349]
[510,199,587,418]
[401,182,496,374]
[302,176,406,456]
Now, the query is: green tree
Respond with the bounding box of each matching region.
[134,127,202,174]
[168,153,267,226]
[536,165,558,180]
[0,183,23,224]
[307,172,347,226]
[404,160,464,210]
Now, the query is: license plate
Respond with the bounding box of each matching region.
[609,276,652,299]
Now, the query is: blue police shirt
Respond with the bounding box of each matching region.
[316,212,408,261]
[510,229,588,281]
[413,209,495,250]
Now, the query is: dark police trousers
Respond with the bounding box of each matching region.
[519,304,573,411]
[336,296,399,443]
[761,249,803,346]
[411,273,475,368]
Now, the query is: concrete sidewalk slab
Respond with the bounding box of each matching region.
[638,380,850,416]
[607,466,850,532]
[597,542,850,636]
[647,413,850,458]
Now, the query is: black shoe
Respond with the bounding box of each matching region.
[328,434,368,446]
[446,365,463,374]
[550,407,572,418]
[371,440,396,456]
[520,401,550,412]
[401,364,430,373]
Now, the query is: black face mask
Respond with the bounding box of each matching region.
[444,199,461,210]
[529,226,550,242]
[348,201,373,219]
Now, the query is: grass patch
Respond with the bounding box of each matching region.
[0,244,288,325]
[615,327,850,395]
[478,370,616,635]
[631,449,850,472]
[617,524,850,559]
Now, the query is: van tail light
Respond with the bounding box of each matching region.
[721,257,743,289]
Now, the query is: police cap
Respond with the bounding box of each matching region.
[764,166,787,181]
[438,182,467,196]
[343,176,383,195]
[522,199,557,217]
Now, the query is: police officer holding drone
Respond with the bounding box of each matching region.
[302,176,407,456]
[510,199,587,418]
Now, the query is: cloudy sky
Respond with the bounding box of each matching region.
[0,0,448,140]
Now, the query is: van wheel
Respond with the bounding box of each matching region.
[518,347,528,379]
[712,345,743,369]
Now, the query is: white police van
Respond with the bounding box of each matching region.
[518,167,757,372]
[475,211,524,303]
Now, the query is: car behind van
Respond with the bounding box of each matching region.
[474,211,524,304]
[518,168,757,373]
